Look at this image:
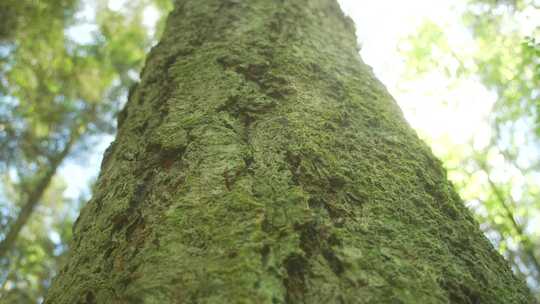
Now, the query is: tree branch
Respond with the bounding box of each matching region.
[0,132,77,259]
[476,158,540,278]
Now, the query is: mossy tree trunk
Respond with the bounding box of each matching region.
[44,0,533,303]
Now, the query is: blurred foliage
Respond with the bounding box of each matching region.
[0,178,75,303]
[0,0,170,302]
[401,0,540,298]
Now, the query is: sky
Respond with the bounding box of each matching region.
[59,0,496,200]
[340,0,497,150]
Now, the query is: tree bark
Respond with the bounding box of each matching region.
[45,0,533,303]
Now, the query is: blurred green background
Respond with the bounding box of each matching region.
[0,0,538,302]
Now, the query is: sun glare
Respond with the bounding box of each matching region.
[338,0,497,153]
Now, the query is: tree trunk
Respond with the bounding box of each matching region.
[44,1,533,303]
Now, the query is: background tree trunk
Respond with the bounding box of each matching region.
[0,131,77,259]
[45,0,533,303]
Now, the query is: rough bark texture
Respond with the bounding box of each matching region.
[45,0,533,303]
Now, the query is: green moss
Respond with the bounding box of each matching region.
[45,0,533,303]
